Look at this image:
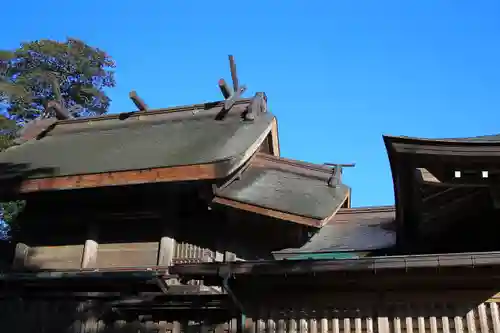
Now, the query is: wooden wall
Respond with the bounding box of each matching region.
[2,291,500,332]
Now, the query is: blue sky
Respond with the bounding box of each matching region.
[2,1,500,207]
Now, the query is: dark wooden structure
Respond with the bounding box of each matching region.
[1,56,500,332]
[384,134,500,253]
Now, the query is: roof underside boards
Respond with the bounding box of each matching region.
[0,99,274,181]
[213,154,350,227]
[384,134,500,251]
[272,206,396,259]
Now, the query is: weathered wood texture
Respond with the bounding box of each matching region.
[172,242,237,264]
[214,153,349,228]
[17,164,221,193]
[94,242,159,268]
[1,293,500,332]
[173,242,216,264]
[12,237,234,271]
[22,244,84,270]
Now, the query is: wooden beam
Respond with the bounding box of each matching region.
[212,196,346,228]
[343,188,352,208]
[129,90,149,111]
[422,187,458,203]
[12,244,84,270]
[229,55,239,92]
[218,79,233,99]
[93,242,159,269]
[416,168,440,184]
[421,189,483,229]
[15,163,223,193]
[269,117,280,156]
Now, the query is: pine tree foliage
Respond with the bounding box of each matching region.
[0,38,116,238]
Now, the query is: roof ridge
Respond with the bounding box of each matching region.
[56,98,254,125]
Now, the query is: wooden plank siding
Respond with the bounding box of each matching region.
[2,295,500,332]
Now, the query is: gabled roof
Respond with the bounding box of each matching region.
[213,153,350,228]
[0,96,279,197]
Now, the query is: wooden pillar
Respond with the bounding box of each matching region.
[158,233,175,267]
[377,317,390,333]
[81,223,99,269]
[12,242,29,270]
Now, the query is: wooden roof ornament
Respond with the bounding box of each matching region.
[45,100,72,120]
[324,163,356,188]
[129,90,149,111]
[15,99,74,144]
[14,75,85,144]
[217,55,255,121]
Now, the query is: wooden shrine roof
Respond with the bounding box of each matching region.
[0,96,278,196]
[272,206,395,259]
[213,153,350,228]
[383,134,500,251]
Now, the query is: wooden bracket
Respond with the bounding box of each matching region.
[129,90,149,111]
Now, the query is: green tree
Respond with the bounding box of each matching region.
[0,38,116,237]
[1,38,116,120]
